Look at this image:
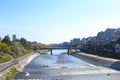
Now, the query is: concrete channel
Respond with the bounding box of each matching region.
[14,50,120,80]
[73,52,120,70]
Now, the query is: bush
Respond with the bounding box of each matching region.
[11,45,26,54]
[0,42,11,53]
[0,54,11,63]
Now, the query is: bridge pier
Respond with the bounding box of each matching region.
[50,49,52,55]
[67,49,70,55]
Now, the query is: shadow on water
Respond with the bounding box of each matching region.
[110,61,120,71]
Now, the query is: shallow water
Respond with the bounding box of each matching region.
[14,50,120,80]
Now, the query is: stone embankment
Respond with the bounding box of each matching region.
[73,52,120,71]
[0,52,40,80]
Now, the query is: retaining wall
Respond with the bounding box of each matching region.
[0,52,40,80]
[74,52,120,70]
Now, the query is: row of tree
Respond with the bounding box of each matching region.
[0,35,49,58]
[81,38,120,59]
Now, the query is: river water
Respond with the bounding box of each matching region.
[14,50,120,80]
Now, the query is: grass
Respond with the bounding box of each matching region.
[0,55,11,64]
[0,49,33,63]
[4,68,19,80]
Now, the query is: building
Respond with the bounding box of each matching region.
[96,28,117,45]
[81,37,92,45]
[81,38,87,46]
[111,28,120,41]
[12,34,16,42]
[81,37,93,49]
[81,38,88,49]
[62,42,70,47]
[12,34,19,42]
[70,38,80,47]
[104,28,116,43]
[96,31,106,44]
[50,44,59,47]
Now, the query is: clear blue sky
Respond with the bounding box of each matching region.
[0,0,120,44]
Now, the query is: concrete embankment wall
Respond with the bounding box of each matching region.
[75,52,120,70]
[14,52,40,71]
[0,52,40,80]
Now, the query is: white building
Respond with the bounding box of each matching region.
[12,34,19,42]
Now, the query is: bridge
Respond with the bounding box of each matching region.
[38,47,80,55]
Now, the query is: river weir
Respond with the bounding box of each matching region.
[14,50,120,80]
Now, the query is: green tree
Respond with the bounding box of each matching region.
[0,42,11,53]
[2,35,11,46]
[20,38,28,48]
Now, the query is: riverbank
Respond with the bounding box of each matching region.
[0,52,40,80]
[72,52,120,71]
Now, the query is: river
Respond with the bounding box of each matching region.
[14,50,120,80]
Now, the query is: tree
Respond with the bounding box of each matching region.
[33,44,39,51]
[117,38,120,44]
[0,42,11,53]
[76,43,81,48]
[20,38,28,48]
[27,42,34,49]
[11,44,25,54]
[2,35,11,46]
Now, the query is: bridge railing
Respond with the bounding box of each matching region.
[38,47,80,55]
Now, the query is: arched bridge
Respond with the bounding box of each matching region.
[38,47,80,55]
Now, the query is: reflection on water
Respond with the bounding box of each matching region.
[47,50,67,55]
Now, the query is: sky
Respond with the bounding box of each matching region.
[0,0,120,44]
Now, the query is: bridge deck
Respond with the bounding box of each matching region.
[39,47,80,50]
